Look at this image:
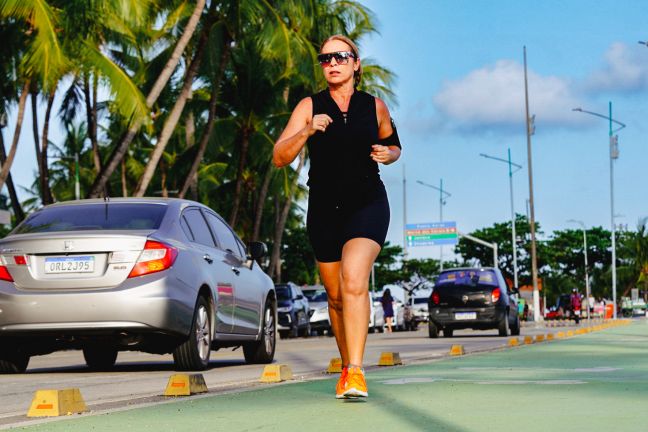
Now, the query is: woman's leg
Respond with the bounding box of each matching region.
[340,238,381,367]
[386,316,393,333]
[318,261,348,366]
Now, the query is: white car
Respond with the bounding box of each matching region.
[373,296,405,331]
[302,286,331,336]
[369,297,384,333]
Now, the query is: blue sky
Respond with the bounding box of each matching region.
[358,0,648,259]
[4,0,648,262]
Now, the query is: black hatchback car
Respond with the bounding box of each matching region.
[428,267,520,338]
[275,282,310,339]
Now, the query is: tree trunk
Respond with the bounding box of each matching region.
[268,148,305,280]
[87,0,207,198]
[133,18,211,197]
[40,89,55,205]
[252,162,274,241]
[30,88,43,179]
[229,126,250,227]
[83,72,101,172]
[0,128,25,222]
[0,81,30,192]
[178,43,231,199]
[121,157,128,197]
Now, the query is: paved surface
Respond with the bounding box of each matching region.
[0,323,558,425]
[5,319,645,431]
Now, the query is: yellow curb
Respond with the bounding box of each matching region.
[535,334,545,343]
[449,345,465,356]
[507,338,519,347]
[378,352,403,366]
[326,357,343,373]
[259,364,293,383]
[556,331,565,338]
[27,389,87,417]
[546,333,554,341]
[524,336,534,345]
[164,374,208,397]
[566,330,575,337]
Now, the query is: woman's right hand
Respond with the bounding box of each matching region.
[306,114,334,136]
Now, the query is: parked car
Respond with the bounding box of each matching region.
[302,285,332,335]
[0,198,276,373]
[404,296,429,330]
[275,283,310,338]
[369,296,384,333]
[428,267,520,338]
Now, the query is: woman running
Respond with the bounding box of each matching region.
[273,34,401,399]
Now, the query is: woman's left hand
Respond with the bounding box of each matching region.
[370,144,396,164]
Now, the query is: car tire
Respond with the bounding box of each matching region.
[173,296,212,371]
[279,330,289,339]
[443,329,453,338]
[298,320,311,338]
[498,310,510,337]
[428,321,439,338]
[510,314,521,336]
[83,346,118,371]
[243,297,276,364]
[0,350,29,374]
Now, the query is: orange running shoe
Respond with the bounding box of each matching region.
[335,366,349,399]
[341,366,368,398]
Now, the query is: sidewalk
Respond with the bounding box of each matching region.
[18,320,648,431]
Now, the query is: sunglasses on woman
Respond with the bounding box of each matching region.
[317,51,357,67]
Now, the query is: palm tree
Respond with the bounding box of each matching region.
[88,0,207,198]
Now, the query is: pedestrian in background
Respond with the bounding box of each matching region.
[381,288,395,333]
[273,34,402,400]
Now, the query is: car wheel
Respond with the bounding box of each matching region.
[498,310,510,337]
[243,297,276,364]
[173,296,212,371]
[83,346,118,371]
[510,314,521,336]
[428,321,439,338]
[0,349,29,374]
[298,320,311,338]
[443,329,453,338]
[279,330,289,339]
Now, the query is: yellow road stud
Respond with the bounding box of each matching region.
[378,352,403,366]
[327,357,343,373]
[546,333,554,341]
[507,338,519,347]
[567,330,574,337]
[556,331,565,338]
[164,374,208,397]
[259,364,292,383]
[535,334,545,343]
[27,389,87,417]
[449,345,465,356]
[524,336,534,344]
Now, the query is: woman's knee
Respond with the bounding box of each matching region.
[328,293,343,313]
[340,271,369,296]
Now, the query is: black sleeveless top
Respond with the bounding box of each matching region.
[307,89,384,205]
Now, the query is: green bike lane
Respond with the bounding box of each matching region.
[16,321,648,431]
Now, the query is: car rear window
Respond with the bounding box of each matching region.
[436,269,499,288]
[304,289,327,302]
[12,203,168,234]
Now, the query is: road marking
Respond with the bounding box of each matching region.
[458,366,620,373]
[381,377,587,385]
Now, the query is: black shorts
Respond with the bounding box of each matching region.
[306,189,390,263]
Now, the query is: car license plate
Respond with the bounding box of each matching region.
[45,256,95,274]
[455,312,476,320]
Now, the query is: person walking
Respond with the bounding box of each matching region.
[381,288,395,333]
[273,34,401,399]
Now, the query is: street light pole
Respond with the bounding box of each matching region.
[572,104,625,319]
[416,179,452,270]
[479,149,522,288]
[523,46,541,322]
[568,219,591,325]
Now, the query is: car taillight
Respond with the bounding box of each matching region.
[491,288,501,303]
[0,265,13,282]
[128,240,178,278]
[431,291,440,305]
[13,255,27,265]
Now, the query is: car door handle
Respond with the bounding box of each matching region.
[203,254,213,264]
[231,267,240,275]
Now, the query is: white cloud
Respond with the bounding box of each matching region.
[587,42,648,92]
[433,60,585,129]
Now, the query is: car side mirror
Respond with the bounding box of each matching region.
[248,241,267,261]
[295,294,304,300]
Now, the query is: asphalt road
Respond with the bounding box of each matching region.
[0,321,584,428]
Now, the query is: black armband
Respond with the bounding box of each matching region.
[377,118,401,149]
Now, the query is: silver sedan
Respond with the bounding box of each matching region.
[0,198,276,373]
